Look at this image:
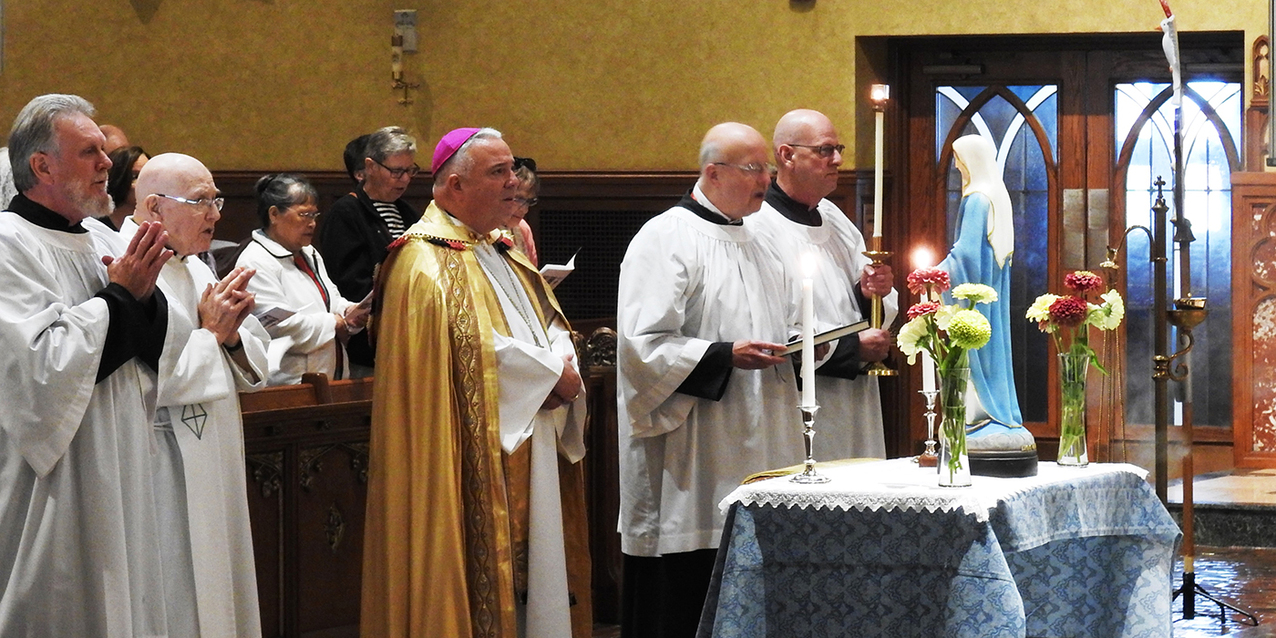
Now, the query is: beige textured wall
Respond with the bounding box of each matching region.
[0,0,1262,171]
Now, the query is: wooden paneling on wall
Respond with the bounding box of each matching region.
[1232,172,1276,468]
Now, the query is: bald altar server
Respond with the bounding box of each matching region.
[128,152,268,637]
[751,108,898,459]
[0,94,174,635]
[617,122,804,638]
[361,127,592,638]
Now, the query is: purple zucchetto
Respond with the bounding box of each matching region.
[431,127,482,175]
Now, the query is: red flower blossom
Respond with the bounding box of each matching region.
[906,267,951,296]
[1064,271,1104,294]
[906,301,941,321]
[1048,296,1088,328]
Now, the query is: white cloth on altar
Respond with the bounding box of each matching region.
[719,457,1149,522]
[124,217,269,638]
[473,237,586,638]
[236,229,358,385]
[617,203,803,557]
[0,212,169,636]
[750,199,900,459]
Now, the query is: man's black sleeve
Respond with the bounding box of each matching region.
[675,341,734,401]
[94,283,168,382]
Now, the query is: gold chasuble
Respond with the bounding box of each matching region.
[361,202,592,638]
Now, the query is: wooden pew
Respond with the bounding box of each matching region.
[241,373,372,638]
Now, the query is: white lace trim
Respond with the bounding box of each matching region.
[718,458,1148,523]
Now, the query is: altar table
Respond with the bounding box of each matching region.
[696,459,1181,638]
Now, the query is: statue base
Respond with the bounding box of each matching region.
[970,449,1039,478]
[967,420,1038,478]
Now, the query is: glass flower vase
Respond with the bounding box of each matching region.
[938,366,972,487]
[1057,352,1090,466]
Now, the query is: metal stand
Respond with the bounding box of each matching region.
[917,390,938,467]
[791,404,830,484]
[1174,570,1259,627]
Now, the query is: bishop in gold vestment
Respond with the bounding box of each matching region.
[361,128,591,638]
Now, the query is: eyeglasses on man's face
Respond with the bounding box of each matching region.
[712,162,777,176]
[157,193,225,212]
[789,144,846,159]
[372,157,421,179]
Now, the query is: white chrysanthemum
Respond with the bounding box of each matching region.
[1089,289,1125,331]
[896,316,930,364]
[950,283,998,305]
[1026,293,1060,324]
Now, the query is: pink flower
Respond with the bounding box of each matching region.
[1064,271,1104,294]
[1048,296,1088,328]
[906,301,941,321]
[906,267,951,296]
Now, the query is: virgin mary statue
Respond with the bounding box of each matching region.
[939,134,1038,477]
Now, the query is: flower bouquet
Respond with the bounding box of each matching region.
[1026,271,1125,465]
[897,267,996,486]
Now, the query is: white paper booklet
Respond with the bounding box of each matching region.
[539,249,578,289]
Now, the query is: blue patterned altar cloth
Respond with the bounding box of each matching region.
[698,459,1181,638]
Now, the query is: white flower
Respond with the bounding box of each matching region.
[950,283,998,305]
[1026,293,1060,324]
[896,316,930,364]
[1088,289,1125,331]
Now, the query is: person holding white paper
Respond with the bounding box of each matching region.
[751,109,899,459]
[236,173,368,385]
[617,122,803,638]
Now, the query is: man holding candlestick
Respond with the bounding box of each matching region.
[752,108,899,459]
[617,122,805,638]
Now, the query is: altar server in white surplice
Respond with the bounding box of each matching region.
[0,94,175,635]
[127,152,268,638]
[617,122,804,638]
[751,109,898,459]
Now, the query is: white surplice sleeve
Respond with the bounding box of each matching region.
[617,215,711,438]
[0,227,110,476]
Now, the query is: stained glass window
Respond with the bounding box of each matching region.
[1115,81,1239,428]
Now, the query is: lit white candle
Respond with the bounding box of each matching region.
[870,84,889,238]
[911,245,937,393]
[922,350,936,394]
[873,109,884,238]
[801,253,816,407]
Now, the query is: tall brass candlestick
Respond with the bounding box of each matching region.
[865,84,896,377]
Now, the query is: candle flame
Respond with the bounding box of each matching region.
[912,246,934,269]
[801,252,817,278]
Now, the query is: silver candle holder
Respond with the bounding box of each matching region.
[791,404,830,484]
[918,390,939,468]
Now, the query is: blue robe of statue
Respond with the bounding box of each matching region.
[939,192,1023,429]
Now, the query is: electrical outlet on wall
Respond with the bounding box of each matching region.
[394,10,418,53]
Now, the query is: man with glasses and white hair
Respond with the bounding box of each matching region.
[0,93,173,634]
[750,108,898,460]
[361,127,592,638]
[318,125,422,372]
[127,152,270,637]
[616,122,806,638]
